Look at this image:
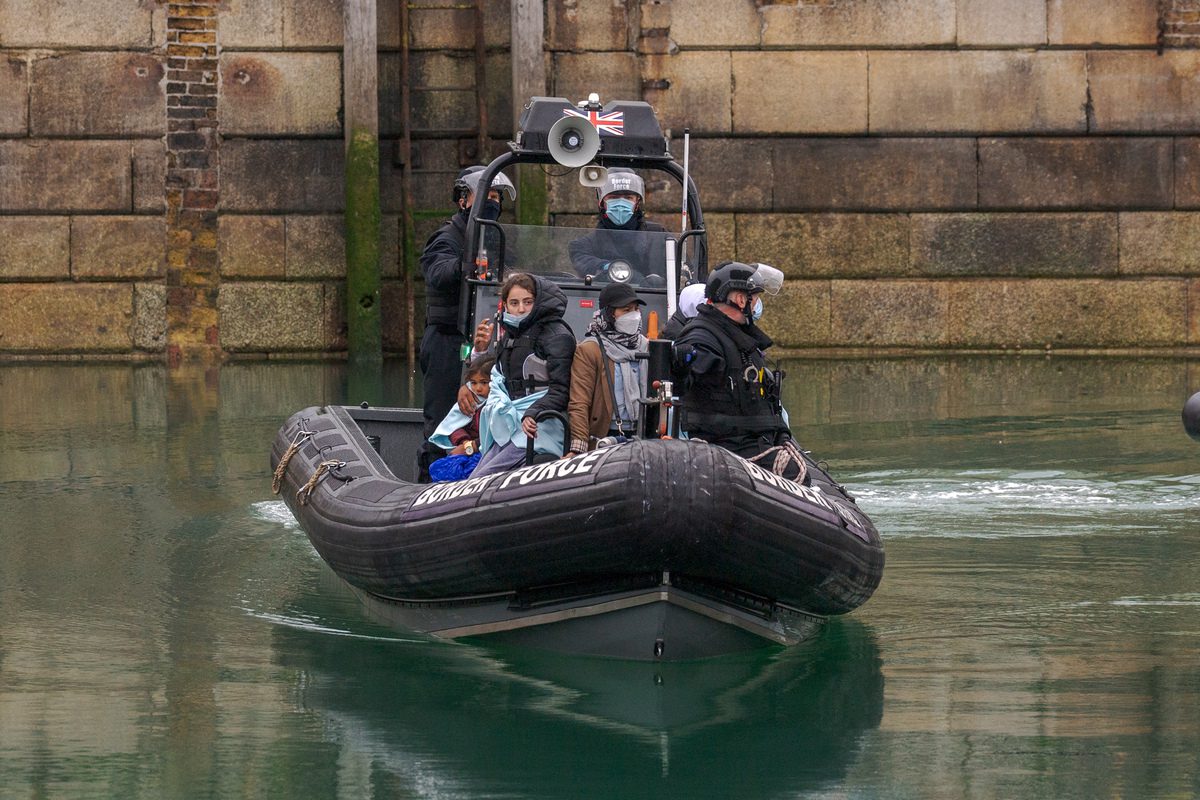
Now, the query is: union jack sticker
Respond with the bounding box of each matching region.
[563,107,625,136]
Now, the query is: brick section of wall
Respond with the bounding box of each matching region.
[1160,0,1200,48]
[165,1,221,365]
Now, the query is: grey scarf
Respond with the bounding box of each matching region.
[592,331,647,427]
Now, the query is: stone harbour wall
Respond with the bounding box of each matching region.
[2,0,1200,358]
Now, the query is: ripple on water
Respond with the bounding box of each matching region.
[848,469,1200,539]
[249,499,301,530]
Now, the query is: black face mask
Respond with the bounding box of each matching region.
[479,199,502,221]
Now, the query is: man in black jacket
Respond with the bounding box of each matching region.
[673,261,806,481]
[568,168,666,281]
[417,166,515,480]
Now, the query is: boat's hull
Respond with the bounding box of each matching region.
[272,405,884,659]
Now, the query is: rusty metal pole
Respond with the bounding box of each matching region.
[400,0,417,377]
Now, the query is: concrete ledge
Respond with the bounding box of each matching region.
[0,283,133,352]
[979,138,1173,209]
[72,217,166,280]
[910,213,1118,277]
[0,217,70,280]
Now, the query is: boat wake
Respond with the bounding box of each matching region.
[848,469,1200,539]
[249,499,302,530]
[241,606,420,643]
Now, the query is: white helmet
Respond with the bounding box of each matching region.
[597,168,644,202]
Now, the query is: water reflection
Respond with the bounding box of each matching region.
[0,357,1197,799]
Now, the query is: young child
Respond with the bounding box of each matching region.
[428,354,493,481]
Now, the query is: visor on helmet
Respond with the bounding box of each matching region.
[749,263,784,296]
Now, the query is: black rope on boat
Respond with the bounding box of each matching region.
[748,439,808,483]
[272,427,314,495]
[296,460,346,507]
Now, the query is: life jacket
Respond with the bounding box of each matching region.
[421,213,467,329]
[678,307,786,440]
[496,317,573,398]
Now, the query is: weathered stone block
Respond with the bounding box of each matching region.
[133,139,165,213]
[773,138,978,211]
[670,0,759,46]
[957,0,1047,45]
[548,0,629,51]
[219,216,286,278]
[0,56,26,134]
[1119,212,1200,275]
[736,213,910,277]
[323,281,346,350]
[218,281,325,351]
[0,217,69,279]
[221,0,283,48]
[282,0,340,46]
[133,282,166,351]
[647,52,731,135]
[31,52,164,136]
[733,52,867,135]
[379,52,512,138]
[553,53,639,109]
[381,279,415,352]
[0,283,133,351]
[645,138,773,213]
[0,0,155,47]
[761,0,956,47]
[978,138,1173,209]
[947,278,1186,347]
[222,139,343,212]
[72,217,166,279]
[831,279,948,346]
[759,280,831,348]
[911,213,1118,276]
[1047,0,1159,45]
[220,52,341,136]
[0,141,132,212]
[410,1,510,50]
[869,52,1086,134]
[1176,138,1200,208]
[1191,279,1200,345]
[1089,52,1200,133]
[287,215,345,278]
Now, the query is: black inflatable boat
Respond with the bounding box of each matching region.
[270,95,883,659]
[270,403,883,660]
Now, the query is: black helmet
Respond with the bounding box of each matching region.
[705,261,763,303]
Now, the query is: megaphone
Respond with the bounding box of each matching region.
[579,164,608,188]
[548,115,600,168]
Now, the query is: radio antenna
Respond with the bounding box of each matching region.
[679,127,690,269]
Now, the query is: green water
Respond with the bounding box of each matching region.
[1,359,1197,799]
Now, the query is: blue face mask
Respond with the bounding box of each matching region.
[752,297,763,322]
[502,310,529,327]
[605,198,636,227]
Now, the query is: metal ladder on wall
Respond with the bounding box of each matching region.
[397,0,490,373]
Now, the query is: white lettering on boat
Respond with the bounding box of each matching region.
[740,459,834,511]
[498,449,604,490]
[411,474,493,507]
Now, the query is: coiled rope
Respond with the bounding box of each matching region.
[296,460,346,507]
[272,427,314,494]
[748,439,809,484]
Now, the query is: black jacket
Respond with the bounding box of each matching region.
[673,304,788,446]
[568,214,667,279]
[661,307,692,340]
[495,275,576,421]
[419,211,468,330]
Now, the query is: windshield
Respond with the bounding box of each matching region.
[483,223,672,288]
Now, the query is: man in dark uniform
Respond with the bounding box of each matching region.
[568,168,666,280]
[417,166,516,481]
[673,261,806,481]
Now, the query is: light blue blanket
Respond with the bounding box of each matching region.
[429,365,564,457]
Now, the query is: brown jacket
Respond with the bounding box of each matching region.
[567,338,615,453]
